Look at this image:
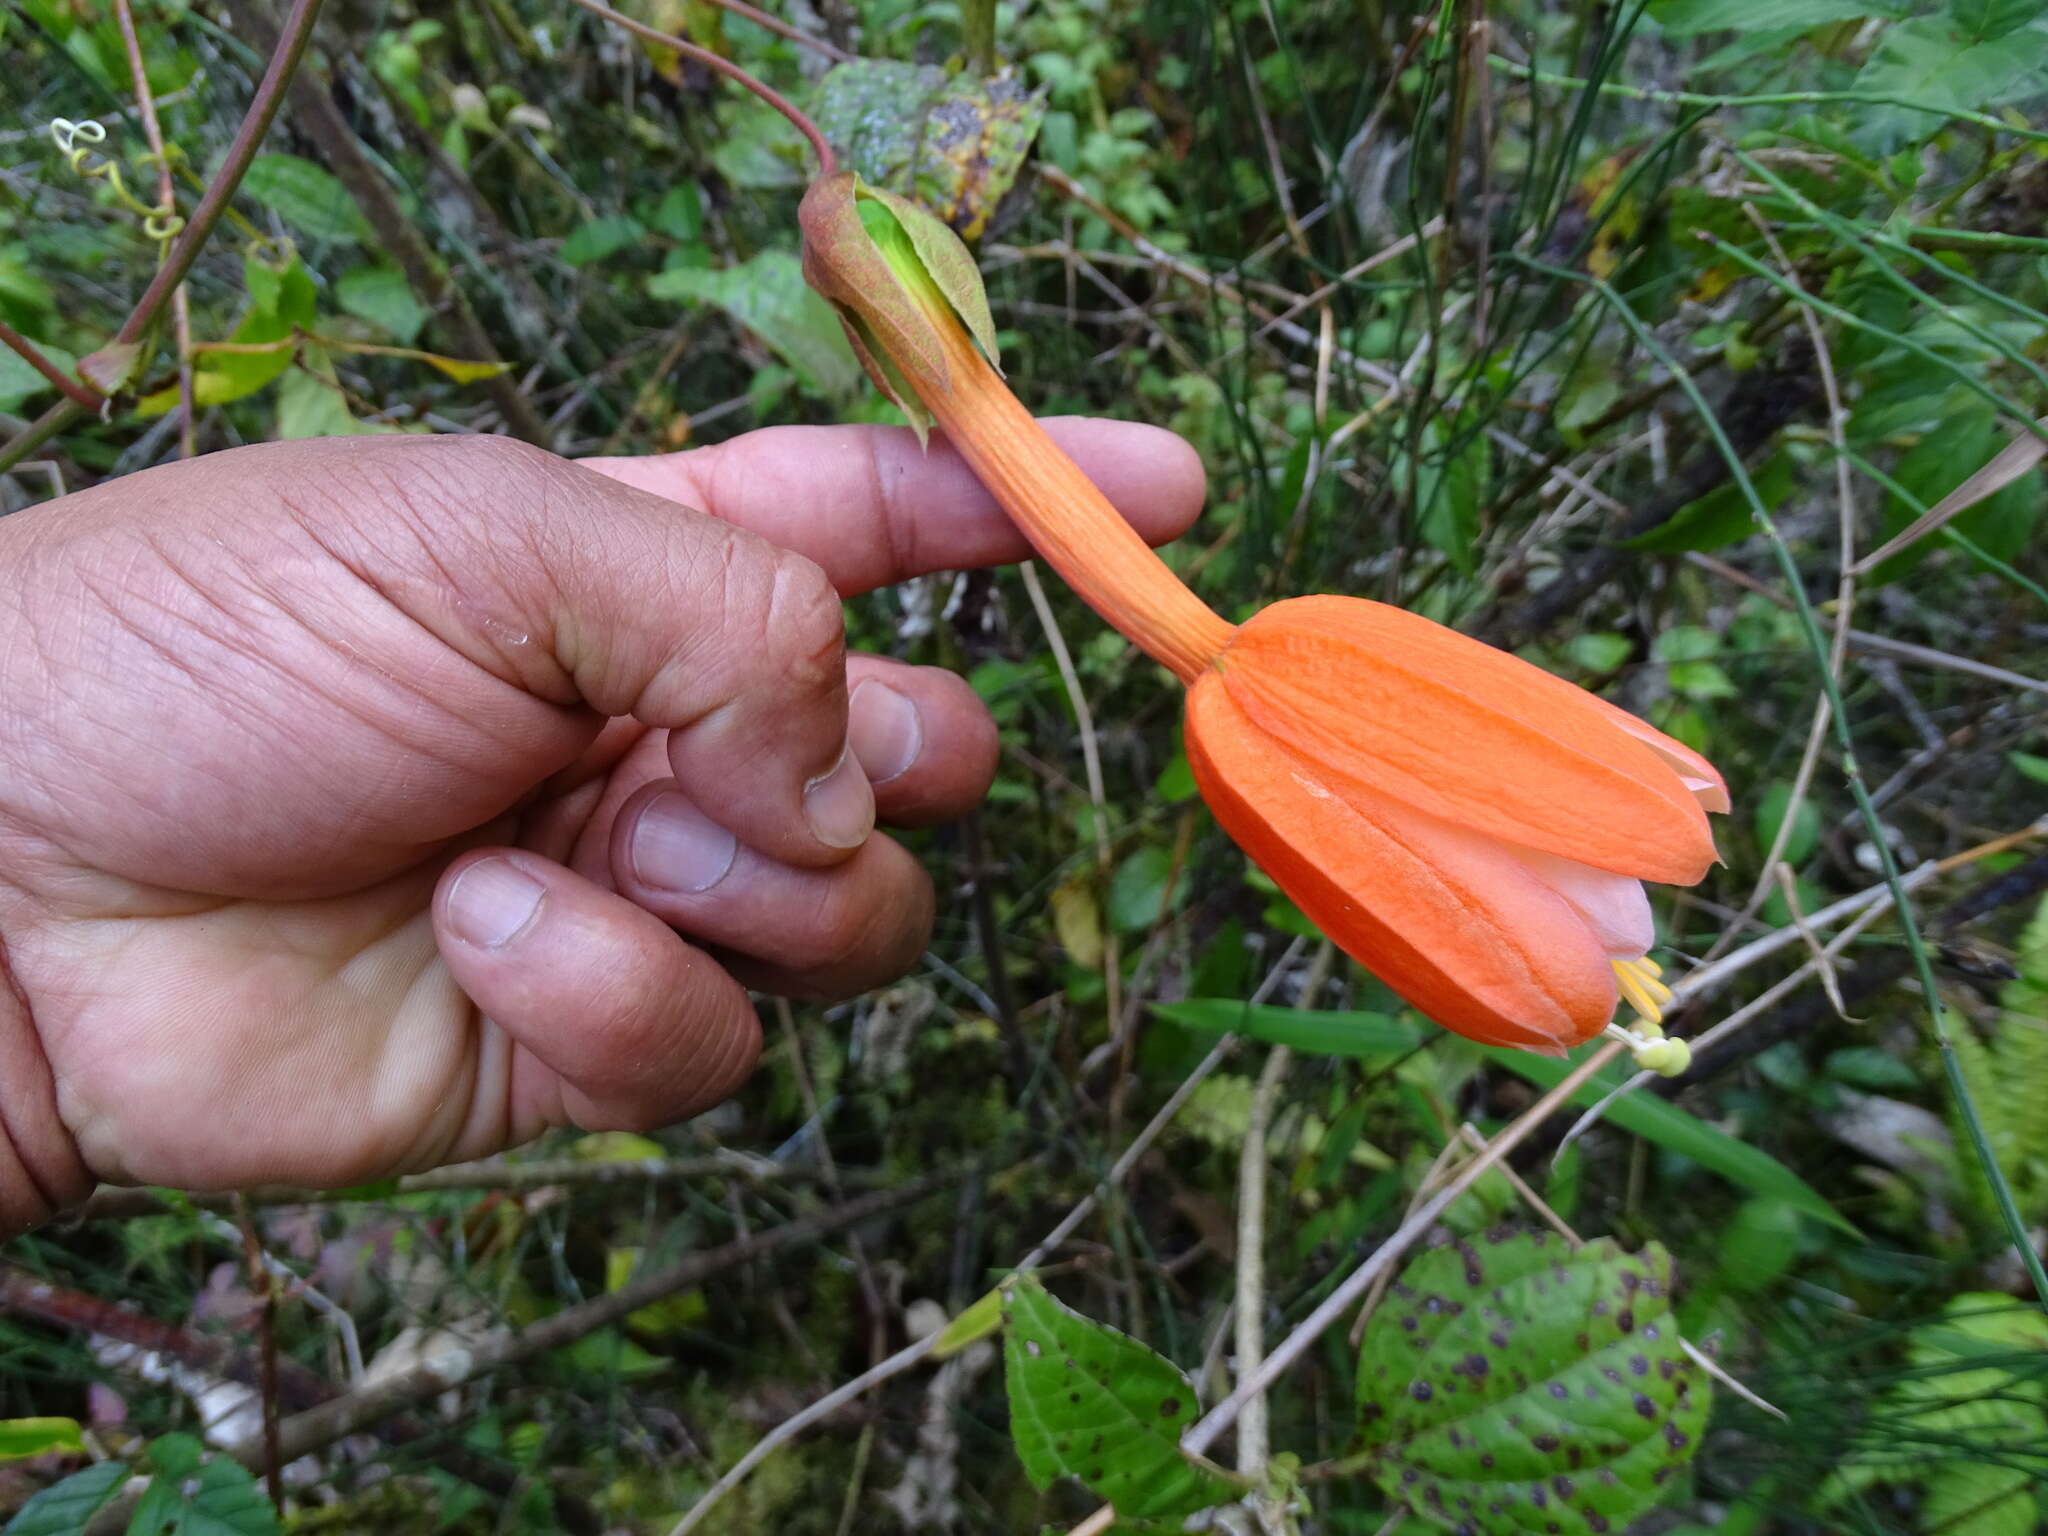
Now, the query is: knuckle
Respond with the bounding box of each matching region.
[760,548,845,691]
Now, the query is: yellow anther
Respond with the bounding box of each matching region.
[1610,957,1670,1027]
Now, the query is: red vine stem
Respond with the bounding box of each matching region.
[566,0,837,178]
[0,318,101,410]
[695,0,849,61]
[117,0,324,347]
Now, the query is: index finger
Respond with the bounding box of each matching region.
[578,417,1206,597]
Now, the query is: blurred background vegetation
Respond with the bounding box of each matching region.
[3,0,2047,1532]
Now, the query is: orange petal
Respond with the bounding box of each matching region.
[1186,677,1619,1052]
[1582,697,1732,813]
[1217,595,1717,885]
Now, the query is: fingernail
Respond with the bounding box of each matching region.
[630,789,738,893]
[848,680,923,785]
[447,858,545,949]
[804,746,875,849]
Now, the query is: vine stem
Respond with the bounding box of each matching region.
[566,0,836,178]
[0,0,327,475]
[0,318,99,409]
[114,0,197,457]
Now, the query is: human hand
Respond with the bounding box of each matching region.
[0,424,1202,1230]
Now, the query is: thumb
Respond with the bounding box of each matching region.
[435,850,761,1129]
[311,435,875,867]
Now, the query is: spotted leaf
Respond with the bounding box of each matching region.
[1354,1229,1708,1536]
[1001,1273,1241,1521]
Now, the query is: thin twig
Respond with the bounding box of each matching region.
[0,319,99,410]
[1019,560,1125,1127]
[665,1335,935,1536]
[253,1178,942,1466]
[1233,1041,1292,1479]
[1682,552,2048,696]
[114,0,196,456]
[70,1150,871,1220]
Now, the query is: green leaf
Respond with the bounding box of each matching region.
[1152,752,1198,804]
[275,358,370,440]
[649,249,861,398]
[1947,0,2047,43]
[1666,660,1736,699]
[138,255,317,416]
[1852,16,2048,151]
[560,1328,668,1382]
[1626,451,1792,553]
[2010,750,2048,785]
[709,100,809,189]
[1651,625,1720,663]
[1354,1231,1709,1536]
[335,266,429,345]
[238,153,371,243]
[933,1288,1005,1359]
[1487,1048,1859,1235]
[0,337,80,412]
[1824,1046,1922,1091]
[1,1460,129,1535]
[407,351,513,385]
[649,186,704,242]
[167,1458,284,1536]
[1398,418,1488,573]
[1107,845,1186,933]
[559,215,646,268]
[811,59,1047,239]
[0,1419,82,1462]
[1565,633,1631,673]
[1875,409,2045,583]
[1716,1197,1804,1294]
[1151,999,1422,1064]
[1754,781,1822,864]
[1650,0,1901,35]
[1001,1274,1239,1521]
[147,1434,204,1480]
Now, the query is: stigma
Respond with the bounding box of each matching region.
[1604,957,1692,1077]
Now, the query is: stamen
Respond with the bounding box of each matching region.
[1604,958,1693,1078]
[1610,956,1669,1026]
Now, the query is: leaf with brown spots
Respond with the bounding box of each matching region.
[1000,1274,1243,1520]
[810,59,1046,240]
[1353,1228,1709,1536]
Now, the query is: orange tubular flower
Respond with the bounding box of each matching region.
[801,173,1728,1062]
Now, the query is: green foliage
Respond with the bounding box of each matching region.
[1818,1294,2048,1531]
[650,250,861,398]
[238,155,372,245]
[3,1438,281,1536]
[1944,895,2048,1227]
[0,1421,80,1464]
[0,1461,127,1536]
[1354,1232,1707,1535]
[1000,1274,1241,1520]
[1154,1001,1853,1229]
